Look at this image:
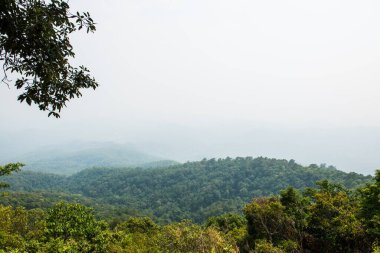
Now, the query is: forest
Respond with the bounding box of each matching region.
[2,157,372,223]
[0,165,379,252]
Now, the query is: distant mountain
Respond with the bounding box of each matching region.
[3,157,372,223]
[4,141,174,175]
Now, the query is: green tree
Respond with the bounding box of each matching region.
[206,213,248,251]
[0,205,27,252]
[1,0,97,117]
[206,213,246,234]
[115,217,159,234]
[280,187,308,250]
[359,170,380,243]
[253,240,285,253]
[306,181,368,253]
[45,202,100,240]
[45,202,111,252]
[0,205,46,252]
[244,197,296,247]
[159,220,237,253]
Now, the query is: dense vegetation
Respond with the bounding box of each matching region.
[0,171,379,253]
[3,157,371,223]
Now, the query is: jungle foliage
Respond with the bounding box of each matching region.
[2,157,372,223]
[0,171,379,253]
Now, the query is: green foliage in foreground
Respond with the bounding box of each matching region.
[3,157,372,223]
[0,203,237,253]
[0,191,147,224]
[243,171,380,252]
[0,170,378,253]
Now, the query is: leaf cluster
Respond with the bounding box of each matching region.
[0,0,98,117]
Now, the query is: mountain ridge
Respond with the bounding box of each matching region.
[3,156,372,223]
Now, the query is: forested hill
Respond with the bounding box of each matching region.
[3,157,372,223]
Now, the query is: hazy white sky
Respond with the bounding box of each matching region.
[1,0,380,174]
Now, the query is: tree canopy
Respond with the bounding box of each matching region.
[0,0,97,117]
[1,157,372,223]
[0,175,379,252]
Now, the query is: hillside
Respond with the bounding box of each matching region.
[2,142,174,175]
[3,157,372,223]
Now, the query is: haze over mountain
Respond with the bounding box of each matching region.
[0,141,176,175]
[0,124,378,175]
[1,0,380,176]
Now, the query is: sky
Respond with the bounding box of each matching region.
[1,0,380,175]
